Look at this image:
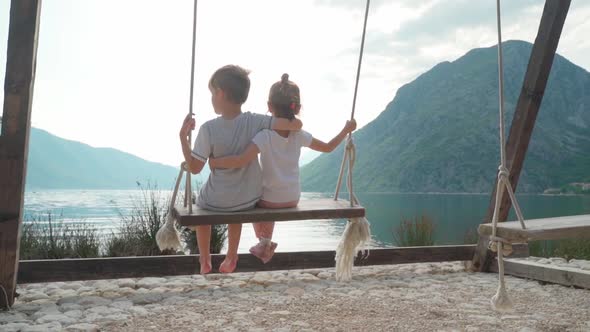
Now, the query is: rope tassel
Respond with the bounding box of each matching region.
[156,207,183,251]
[156,163,186,251]
[335,217,371,282]
[491,242,513,311]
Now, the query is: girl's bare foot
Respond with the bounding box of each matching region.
[199,257,212,275]
[219,256,238,273]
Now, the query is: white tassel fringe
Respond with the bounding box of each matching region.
[491,242,513,312]
[335,217,371,282]
[156,207,183,251]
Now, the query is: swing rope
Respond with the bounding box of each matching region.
[156,0,198,252]
[334,0,372,282]
[488,0,528,311]
[184,0,199,214]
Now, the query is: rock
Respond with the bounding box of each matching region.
[130,293,163,305]
[77,296,112,307]
[284,287,305,297]
[270,310,291,316]
[1,322,31,332]
[293,273,320,282]
[36,313,77,325]
[31,305,61,320]
[11,302,43,315]
[65,323,100,332]
[61,282,84,291]
[224,280,247,288]
[109,300,134,310]
[250,272,273,285]
[137,277,167,289]
[98,313,129,323]
[64,310,83,318]
[114,278,136,288]
[0,312,28,323]
[91,280,119,291]
[127,306,149,316]
[21,321,62,332]
[86,305,123,316]
[549,257,567,264]
[75,287,95,295]
[57,296,81,305]
[20,292,50,302]
[162,296,187,305]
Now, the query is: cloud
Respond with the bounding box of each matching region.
[394,0,540,42]
[314,0,429,10]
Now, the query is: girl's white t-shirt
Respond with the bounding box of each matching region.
[252,129,313,203]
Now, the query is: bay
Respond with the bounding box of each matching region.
[23,190,590,253]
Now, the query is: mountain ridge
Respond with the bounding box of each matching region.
[301,40,590,193]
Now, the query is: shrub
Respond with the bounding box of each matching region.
[20,213,100,259]
[529,239,590,260]
[392,214,436,247]
[104,181,227,257]
[105,182,171,257]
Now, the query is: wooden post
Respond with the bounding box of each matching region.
[0,0,41,309]
[472,0,571,272]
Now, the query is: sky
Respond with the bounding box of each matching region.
[1,0,589,167]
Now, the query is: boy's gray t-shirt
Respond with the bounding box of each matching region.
[191,112,273,211]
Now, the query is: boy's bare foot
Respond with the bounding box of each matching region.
[219,256,238,273]
[199,257,212,275]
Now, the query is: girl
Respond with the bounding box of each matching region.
[208,73,356,263]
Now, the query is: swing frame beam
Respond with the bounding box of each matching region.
[0,0,575,309]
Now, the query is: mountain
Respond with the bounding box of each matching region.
[302,40,590,193]
[25,127,201,190]
[299,148,321,166]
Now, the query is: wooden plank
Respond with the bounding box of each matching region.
[0,0,41,310]
[470,237,530,272]
[479,214,590,242]
[178,198,365,226]
[475,0,571,273]
[18,245,475,283]
[490,259,590,289]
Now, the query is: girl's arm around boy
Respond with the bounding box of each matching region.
[209,119,357,170]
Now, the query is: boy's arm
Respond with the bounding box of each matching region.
[179,114,205,174]
[271,117,303,131]
[309,120,357,153]
[209,143,260,169]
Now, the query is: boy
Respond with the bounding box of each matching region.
[179,65,302,274]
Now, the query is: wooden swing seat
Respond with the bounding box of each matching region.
[177,198,365,226]
[478,214,590,242]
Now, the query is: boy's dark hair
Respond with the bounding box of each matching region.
[209,65,251,105]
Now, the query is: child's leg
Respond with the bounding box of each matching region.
[253,222,274,240]
[250,222,278,264]
[249,200,298,264]
[195,225,212,274]
[255,199,297,240]
[219,223,242,273]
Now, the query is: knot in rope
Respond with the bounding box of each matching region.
[497,165,509,182]
[488,236,514,256]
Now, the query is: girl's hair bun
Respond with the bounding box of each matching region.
[281,73,289,83]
